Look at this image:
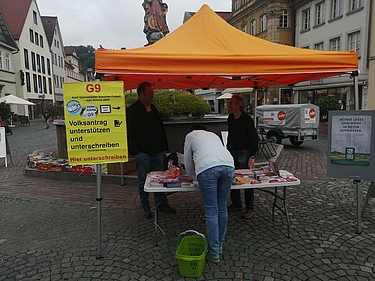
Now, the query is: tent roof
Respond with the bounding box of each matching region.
[95,4,358,91]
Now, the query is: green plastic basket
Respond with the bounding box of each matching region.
[175,230,207,278]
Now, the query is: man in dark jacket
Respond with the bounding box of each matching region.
[227,95,258,219]
[126,81,176,218]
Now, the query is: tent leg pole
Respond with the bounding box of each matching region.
[96,164,104,259]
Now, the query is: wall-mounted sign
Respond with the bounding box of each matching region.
[63,82,128,165]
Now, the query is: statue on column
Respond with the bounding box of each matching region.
[142,0,169,45]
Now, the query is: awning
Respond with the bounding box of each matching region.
[222,88,254,95]
[216,93,232,100]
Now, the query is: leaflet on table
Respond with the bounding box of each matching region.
[149,170,198,188]
[233,169,297,185]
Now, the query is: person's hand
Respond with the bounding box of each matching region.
[248,157,255,170]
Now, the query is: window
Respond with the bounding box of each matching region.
[33,74,38,93]
[350,0,362,11]
[302,8,311,30]
[316,2,325,25]
[260,14,267,32]
[0,51,2,69]
[29,29,34,43]
[250,19,256,35]
[314,42,324,50]
[39,35,43,48]
[60,77,64,88]
[35,32,39,46]
[48,78,52,94]
[54,54,57,65]
[36,54,41,72]
[43,77,47,93]
[242,23,247,33]
[234,0,238,10]
[41,56,45,74]
[47,58,51,75]
[279,10,289,28]
[26,72,31,92]
[36,54,42,72]
[348,31,360,53]
[31,52,36,71]
[24,49,29,69]
[330,37,341,51]
[332,0,342,18]
[5,53,10,71]
[33,11,37,24]
[38,75,42,93]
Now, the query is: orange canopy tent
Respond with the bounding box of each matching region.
[95,4,358,91]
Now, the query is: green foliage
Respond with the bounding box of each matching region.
[0,102,11,121]
[76,45,95,68]
[46,102,64,117]
[125,90,210,118]
[314,96,337,121]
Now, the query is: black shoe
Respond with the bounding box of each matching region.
[227,203,242,211]
[143,205,152,218]
[159,203,176,214]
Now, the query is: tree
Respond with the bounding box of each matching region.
[75,45,95,68]
[314,96,338,122]
[0,102,11,121]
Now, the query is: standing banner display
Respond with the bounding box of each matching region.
[63,81,127,258]
[63,81,128,165]
[327,110,375,234]
[327,111,374,180]
[0,127,7,167]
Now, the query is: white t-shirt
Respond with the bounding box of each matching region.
[184,130,234,180]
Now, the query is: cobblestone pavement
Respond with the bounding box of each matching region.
[0,120,374,280]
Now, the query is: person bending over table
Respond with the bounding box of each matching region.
[126,81,176,218]
[227,94,258,219]
[184,124,235,263]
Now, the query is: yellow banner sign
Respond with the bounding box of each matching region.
[63,82,128,165]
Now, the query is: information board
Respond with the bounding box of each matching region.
[63,81,128,165]
[327,110,375,181]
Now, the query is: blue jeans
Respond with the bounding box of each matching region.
[134,152,167,208]
[230,150,254,211]
[45,118,50,129]
[197,165,235,259]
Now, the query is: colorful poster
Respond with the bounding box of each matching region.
[63,82,128,165]
[330,115,371,166]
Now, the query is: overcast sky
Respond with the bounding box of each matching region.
[36,0,231,49]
